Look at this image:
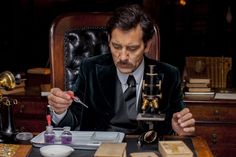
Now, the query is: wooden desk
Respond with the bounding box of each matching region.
[192,136,214,157]
[0,144,32,157]
[185,97,236,157]
[27,135,213,157]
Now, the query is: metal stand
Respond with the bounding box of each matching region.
[0,96,18,143]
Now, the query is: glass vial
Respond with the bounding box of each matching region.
[61,126,72,144]
[44,125,55,144]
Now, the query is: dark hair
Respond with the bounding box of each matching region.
[106,4,154,44]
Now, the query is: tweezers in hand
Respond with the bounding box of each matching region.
[67,92,88,108]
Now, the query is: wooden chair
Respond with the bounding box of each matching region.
[49,12,160,90]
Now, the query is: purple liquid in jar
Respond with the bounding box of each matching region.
[44,134,55,144]
[44,125,55,144]
[61,126,72,144]
[61,135,72,144]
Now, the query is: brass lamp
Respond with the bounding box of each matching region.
[0,71,16,91]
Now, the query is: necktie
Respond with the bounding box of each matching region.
[124,75,136,111]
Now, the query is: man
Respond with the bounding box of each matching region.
[48,4,195,136]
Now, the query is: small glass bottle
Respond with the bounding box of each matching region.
[61,126,72,144]
[44,125,55,144]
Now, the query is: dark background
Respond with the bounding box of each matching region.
[1,0,236,87]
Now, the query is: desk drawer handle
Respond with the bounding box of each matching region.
[20,104,25,113]
[214,109,220,120]
[214,109,219,115]
[211,133,217,144]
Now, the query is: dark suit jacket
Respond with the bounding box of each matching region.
[56,53,185,135]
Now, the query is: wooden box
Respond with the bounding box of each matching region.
[94,143,127,157]
[158,141,193,157]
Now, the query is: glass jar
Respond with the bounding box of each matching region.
[61,126,72,144]
[44,125,55,144]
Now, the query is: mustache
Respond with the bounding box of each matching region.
[117,60,132,66]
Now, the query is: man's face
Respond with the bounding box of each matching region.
[109,25,149,74]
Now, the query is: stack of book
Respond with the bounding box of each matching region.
[186,78,211,92]
[184,78,215,98]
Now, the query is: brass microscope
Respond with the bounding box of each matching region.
[0,71,17,142]
[136,65,165,146]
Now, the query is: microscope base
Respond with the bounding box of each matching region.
[137,113,165,121]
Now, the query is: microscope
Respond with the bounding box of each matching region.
[136,65,165,146]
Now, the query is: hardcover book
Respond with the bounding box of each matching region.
[184,91,215,100]
[187,87,211,92]
[214,93,236,100]
[188,78,210,84]
[186,83,209,88]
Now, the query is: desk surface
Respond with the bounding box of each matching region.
[191,136,213,157]
[0,144,32,157]
[27,136,213,157]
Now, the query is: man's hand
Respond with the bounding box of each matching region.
[47,88,73,114]
[172,108,195,136]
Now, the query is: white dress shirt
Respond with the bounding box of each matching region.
[116,59,144,111]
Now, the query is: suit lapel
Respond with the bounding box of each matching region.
[96,63,117,109]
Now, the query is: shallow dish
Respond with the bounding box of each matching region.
[40,145,74,157]
[16,132,33,141]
